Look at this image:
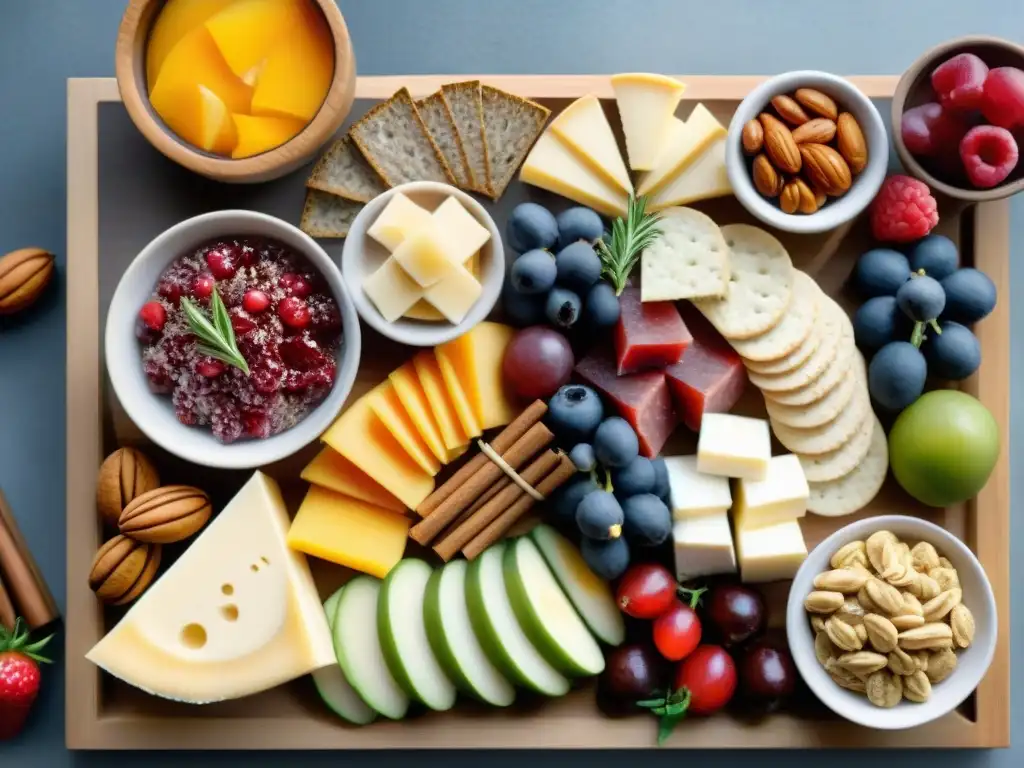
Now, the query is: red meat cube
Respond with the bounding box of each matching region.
[575,347,678,457]
[614,287,692,375]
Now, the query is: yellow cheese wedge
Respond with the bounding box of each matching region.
[145,0,235,90]
[205,0,305,80]
[322,388,435,509]
[367,381,442,476]
[368,192,433,252]
[520,132,629,218]
[405,251,479,321]
[648,138,732,212]
[548,95,633,195]
[388,361,448,463]
[611,73,686,171]
[231,114,305,158]
[412,351,469,452]
[435,322,518,430]
[434,346,483,439]
[287,486,410,579]
[301,447,406,513]
[636,104,727,196]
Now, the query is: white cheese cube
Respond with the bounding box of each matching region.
[431,197,491,265]
[665,455,732,520]
[391,219,458,288]
[696,413,771,480]
[367,192,433,252]
[735,520,807,583]
[423,264,483,324]
[672,511,737,582]
[362,258,424,322]
[733,454,809,530]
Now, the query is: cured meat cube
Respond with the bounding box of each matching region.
[575,347,678,457]
[614,287,692,375]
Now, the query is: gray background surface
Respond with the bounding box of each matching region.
[0,0,1021,764]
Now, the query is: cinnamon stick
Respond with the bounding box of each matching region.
[416,400,547,517]
[434,450,561,562]
[463,453,577,560]
[446,478,509,533]
[0,489,59,629]
[0,573,15,631]
[409,421,553,545]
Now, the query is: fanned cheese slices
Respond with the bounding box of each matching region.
[611,73,686,171]
[637,104,727,197]
[548,95,633,195]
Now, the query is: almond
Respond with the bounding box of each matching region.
[910,542,941,572]
[863,614,899,653]
[926,647,958,683]
[865,578,904,616]
[898,622,953,650]
[794,88,839,121]
[791,118,837,144]
[759,113,801,174]
[96,447,161,528]
[921,587,962,623]
[825,616,863,652]
[837,650,888,677]
[865,669,902,708]
[836,112,868,174]
[771,94,810,125]
[830,541,867,570]
[752,154,783,197]
[0,247,55,315]
[779,179,801,214]
[118,485,212,544]
[949,603,975,648]
[89,535,162,606]
[902,670,932,703]
[793,178,819,214]
[800,144,852,197]
[741,119,764,155]
[804,590,845,613]
[813,568,869,594]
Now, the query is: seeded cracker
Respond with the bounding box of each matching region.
[807,422,889,517]
[442,81,491,194]
[299,190,362,238]
[732,270,818,362]
[349,88,456,187]
[480,84,550,200]
[417,91,473,189]
[640,206,730,301]
[306,135,388,203]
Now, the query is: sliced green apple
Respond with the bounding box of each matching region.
[465,541,570,697]
[424,560,516,707]
[312,586,376,725]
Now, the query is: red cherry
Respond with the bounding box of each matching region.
[615,563,676,619]
[205,247,237,279]
[193,273,215,299]
[138,301,167,331]
[243,289,271,313]
[653,599,703,662]
[279,296,311,328]
[230,311,257,335]
[196,359,226,377]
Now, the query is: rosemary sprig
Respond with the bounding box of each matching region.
[595,195,662,295]
[180,289,250,375]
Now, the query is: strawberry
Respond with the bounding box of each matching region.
[0,619,52,741]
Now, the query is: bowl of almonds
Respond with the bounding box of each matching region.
[726,71,888,234]
[786,515,996,730]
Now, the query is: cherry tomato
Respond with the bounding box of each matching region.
[674,645,737,715]
[653,600,702,661]
[616,563,676,619]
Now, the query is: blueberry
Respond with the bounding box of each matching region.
[555,242,602,293]
[621,493,672,547]
[853,296,911,355]
[506,202,558,253]
[579,535,630,581]
[940,268,997,325]
[575,490,624,540]
[510,249,557,294]
[896,275,946,323]
[569,443,597,473]
[650,457,670,501]
[908,235,959,280]
[545,286,582,328]
[854,248,911,298]
[549,475,598,529]
[582,281,621,328]
[548,384,605,444]
[611,456,656,499]
[502,281,546,327]
[923,321,981,380]
[868,341,927,412]
[593,417,640,468]
[556,207,604,249]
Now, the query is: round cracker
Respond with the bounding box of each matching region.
[744,320,821,375]
[800,411,878,483]
[766,327,856,407]
[771,386,870,455]
[640,207,729,300]
[807,421,889,517]
[693,224,794,340]
[748,298,846,393]
[765,353,862,429]
[730,271,819,362]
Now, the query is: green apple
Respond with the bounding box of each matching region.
[889,390,999,507]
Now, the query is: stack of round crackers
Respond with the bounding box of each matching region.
[694,224,887,517]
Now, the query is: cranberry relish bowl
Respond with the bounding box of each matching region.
[105,210,361,469]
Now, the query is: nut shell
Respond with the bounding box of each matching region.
[119,485,212,544]
[0,248,55,315]
[799,144,852,197]
[96,447,161,528]
[89,535,162,605]
[759,113,801,174]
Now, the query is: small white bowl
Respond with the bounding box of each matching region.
[726,70,889,234]
[787,515,997,730]
[342,181,504,347]
[106,210,361,470]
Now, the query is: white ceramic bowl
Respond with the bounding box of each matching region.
[726,71,889,234]
[105,210,361,470]
[342,181,504,347]
[786,515,997,730]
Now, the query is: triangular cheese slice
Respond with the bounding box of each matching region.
[648,138,732,212]
[548,95,633,195]
[436,322,518,430]
[611,73,686,171]
[86,472,335,704]
[637,104,727,197]
[520,131,629,219]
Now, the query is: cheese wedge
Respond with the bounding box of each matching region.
[367,381,442,475]
[548,95,633,194]
[301,448,405,513]
[611,73,686,171]
[86,472,334,704]
[435,322,518,430]
[648,138,732,212]
[637,104,726,196]
[520,132,629,218]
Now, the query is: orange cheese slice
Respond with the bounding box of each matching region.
[435,322,519,430]
[433,346,482,439]
[388,361,448,464]
[412,351,469,452]
[367,381,441,476]
[300,447,405,514]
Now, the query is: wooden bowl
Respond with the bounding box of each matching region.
[892,35,1024,202]
[115,0,356,184]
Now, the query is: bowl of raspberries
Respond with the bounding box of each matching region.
[893,35,1024,201]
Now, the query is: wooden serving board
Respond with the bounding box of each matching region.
[65,76,1010,750]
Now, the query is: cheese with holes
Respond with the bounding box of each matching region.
[412,351,469,452]
[433,347,482,439]
[301,448,405,513]
[322,387,435,509]
[696,413,771,480]
[85,472,334,704]
[611,73,686,171]
[391,218,457,288]
[548,95,633,194]
[520,132,629,218]
[636,104,726,196]
[287,486,410,579]
[388,361,448,463]
[367,381,442,475]
[735,519,807,583]
[664,455,732,520]
[734,454,809,530]
[648,138,731,212]
[363,258,425,322]
[672,511,737,582]
[367,192,433,252]
[435,322,518,430]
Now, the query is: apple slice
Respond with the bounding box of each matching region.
[503,537,605,677]
[424,560,516,707]
[465,541,570,697]
[378,560,457,711]
[312,587,376,725]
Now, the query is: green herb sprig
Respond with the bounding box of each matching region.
[180,289,250,375]
[595,195,662,295]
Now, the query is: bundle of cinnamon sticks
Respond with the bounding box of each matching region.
[0,489,60,631]
[411,400,576,561]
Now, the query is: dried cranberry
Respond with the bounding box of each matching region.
[280,273,311,296]
[206,246,238,279]
[237,244,257,267]
[196,359,226,377]
[242,409,272,438]
[157,281,183,305]
[193,273,215,299]
[243,289,271,313]
[279,297,311,329]
[230,310,257,335]
[251,366,282,394]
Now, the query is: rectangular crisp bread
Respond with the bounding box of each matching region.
[417,92,473,190]
[299,189,363,238]
[480,84,551,200]
[441,81,490,195]
[306,135,389,203]
[348,88,456,187]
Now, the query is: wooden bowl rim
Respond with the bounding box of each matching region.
[891,34,1024,203]
[114,0,354,180]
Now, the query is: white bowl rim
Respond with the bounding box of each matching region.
[104,209,361,470]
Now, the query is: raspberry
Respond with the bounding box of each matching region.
[870,175,939,243]
[981,67,1024,129]
[960,125,1019,188]
[900,102,969,157]
[931,53,989,111]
